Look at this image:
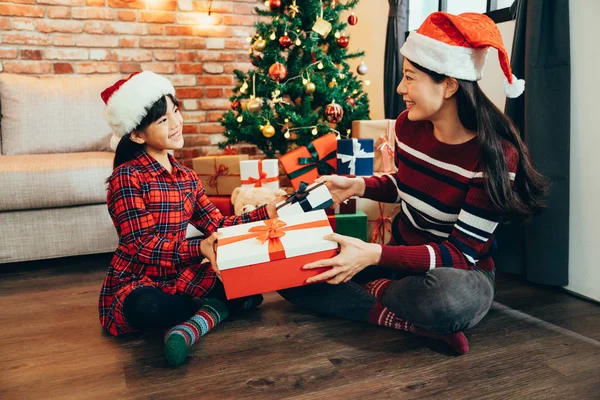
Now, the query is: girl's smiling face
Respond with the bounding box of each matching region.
[131,95,184,154]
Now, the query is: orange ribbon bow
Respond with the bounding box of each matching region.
[218,218,331,261]
[241,159,279,188]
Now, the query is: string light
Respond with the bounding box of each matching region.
[317,62,324,69]
[311,127,318,135]
[269,31,276,40]
[237,116,243,122]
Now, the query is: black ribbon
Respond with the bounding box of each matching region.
[276,181,334,213]
[288,142,336,180]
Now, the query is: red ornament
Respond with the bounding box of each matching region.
[269,0,281,10]
[231,100,241,110]
[279,35,292,48]
[346,97,355,106]
[251,54,262,66]
[348,13,358,25]
[325,102,344,123]
[268,62,288,82]
[311,52,317,63]
[337,36,349,48]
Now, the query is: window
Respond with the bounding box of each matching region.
[408,0,515,32]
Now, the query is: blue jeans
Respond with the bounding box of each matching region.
[278,266,495,334]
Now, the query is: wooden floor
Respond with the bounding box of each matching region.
[1,254,599,400]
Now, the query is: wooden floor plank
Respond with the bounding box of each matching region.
[1,254,599,399]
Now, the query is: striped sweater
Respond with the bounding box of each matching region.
[363,111,518,273]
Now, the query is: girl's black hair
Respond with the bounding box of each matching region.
[112,94,179,170]
[408,60,549,221]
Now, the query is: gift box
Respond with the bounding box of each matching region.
[327,210,368,242]
[240,159,280,191]
[336,138,375,176]
[279,133,337,190]
[356,198,401,245]
[352,119,397,173]
[216,210,338,299]
[192,155,249,195]
[210,195,234,216]
[276,181,334,217]
[325,197,357,216]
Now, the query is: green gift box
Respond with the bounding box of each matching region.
[327,210,368,242]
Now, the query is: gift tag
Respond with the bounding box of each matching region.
[312,18,332,38]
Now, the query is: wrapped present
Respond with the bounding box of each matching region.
[216,210,338,299]
[356,198,401,245]
[280,133,337,190]
[192,155,249,195]
[276,181,334,217]
[210,195,234,216]
[336,138,375,176]
[240,159,280,191]
[352,119,397,173]
[327,210,368,242]
[325,197,357,215]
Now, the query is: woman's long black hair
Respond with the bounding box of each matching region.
[408,60,549,221]
[112,94,179,170]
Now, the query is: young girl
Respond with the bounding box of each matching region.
[279,12,548,354]
[98,71,279,366]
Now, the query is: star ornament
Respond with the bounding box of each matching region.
[289,1,300,18]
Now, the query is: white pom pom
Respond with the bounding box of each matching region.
[110,133,122,151]
[504,74,525,98]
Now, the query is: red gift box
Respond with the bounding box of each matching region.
[209,195,234,216]
[216,210,338,299]
[279,133,337,190]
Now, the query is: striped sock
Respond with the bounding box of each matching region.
[163,298,228,366]
[368,302,469,354]
[362,278,393,302]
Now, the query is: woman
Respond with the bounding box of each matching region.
[279,12,548,354]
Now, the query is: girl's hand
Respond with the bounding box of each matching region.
[201,232,221,280]
[266,194,287,219]
[316,175,366,206]
[303,233,382,284]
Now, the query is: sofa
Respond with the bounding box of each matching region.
[0,74,121,264]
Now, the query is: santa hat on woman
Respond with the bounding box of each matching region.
[101,71,175,150]
[401,12,524,98]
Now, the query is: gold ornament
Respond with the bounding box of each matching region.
[289,0,299,18]
[328,78,338,88]
[253,39,266,52]
[247,98,262,113]
[262,124,275,138]
[312,18,332,38]
[304,81,316,94]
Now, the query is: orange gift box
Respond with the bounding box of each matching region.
[279,133,337,190]
[216,210,338,299]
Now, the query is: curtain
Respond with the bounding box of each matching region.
[383,0,409,119]
[495,0,571,286]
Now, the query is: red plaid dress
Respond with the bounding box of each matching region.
[99,151,268,336]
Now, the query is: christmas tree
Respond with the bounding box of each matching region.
[219,0,370,158]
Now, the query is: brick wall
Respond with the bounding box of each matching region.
[0,0,260,166]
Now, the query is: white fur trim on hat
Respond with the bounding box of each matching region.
[103,71,175,138]
[504,74,525,98]
[401,31,489,81]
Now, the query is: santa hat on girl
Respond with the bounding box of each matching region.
[101,71,175,150]
[401,12,524,98]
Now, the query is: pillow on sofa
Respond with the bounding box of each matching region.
[0,74,121,155]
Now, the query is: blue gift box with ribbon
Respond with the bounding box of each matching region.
[276,181,334,217]
[336,138,375,176]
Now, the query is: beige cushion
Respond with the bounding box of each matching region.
[0,74,121,155]
[0,152,113,211]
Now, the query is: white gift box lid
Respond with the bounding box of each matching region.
[216,209,337,271]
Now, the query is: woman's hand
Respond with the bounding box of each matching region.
[316,175,366,206]
[303,233,382,284]
[201,232,221,280]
